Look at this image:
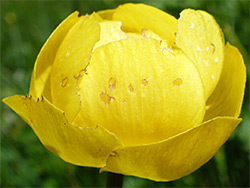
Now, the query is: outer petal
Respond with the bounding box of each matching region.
[50,13,101,122]
[176,9,224,99]
[29,11,79,101]
[97,9,115,20]
[101,117,241,181]
[112,3,178,45]
[73,38,205,146]
[204,43,246,121]
[2,95,122,167]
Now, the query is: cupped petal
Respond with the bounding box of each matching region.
[101,117,241,181]
[29,11,79,101]
[50,13,101,122]
[2,95,122,167]
[204,43,246,121]
[112,3,178,45]
[73,38,205,146]
[176,9,224,99]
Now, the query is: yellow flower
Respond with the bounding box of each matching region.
[3,3,246,181]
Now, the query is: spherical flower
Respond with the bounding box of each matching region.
[3,3,246,181]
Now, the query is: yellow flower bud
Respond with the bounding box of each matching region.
[3,3,246,181]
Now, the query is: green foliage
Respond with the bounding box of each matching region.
[1,0,249,187]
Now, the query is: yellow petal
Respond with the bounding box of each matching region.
[2,95,122,167]
[126,32,143,38]
[97,9,115,20]
[29,11,79,101]
[204,43,246,121]
[101,117,241,181]
[176,9,224,99]
[141,29,171,48]
[93,21,127,51]
[73,38,205,146]
[50,13,101,122]
[112,3,178,45]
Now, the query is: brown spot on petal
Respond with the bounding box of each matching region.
[210,43,215,54]
[128,84,134,93]
[173,78,183,87]
[141,29,147,37]
[100,92,111,105]
[141,78,148,86]
[61,77,68,87]
[108,77,116,91]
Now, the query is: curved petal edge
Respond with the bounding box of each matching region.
[2,95,122,167]
[101,116,241,181]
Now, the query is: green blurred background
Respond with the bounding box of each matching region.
[1,0,249,187]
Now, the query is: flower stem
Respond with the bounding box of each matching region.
[106,172,124,188]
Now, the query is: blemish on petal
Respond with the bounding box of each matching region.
[23,102,28,108]
[211,75,215,80]
[36,96,43,102]
[141,29,146,37]
[100,92,111,105]
[22,94,29,100]
[110,151,119,157]
[74,69,86,79]
[206,46,209,51]
[39,96,44,102]
[210,43,215,54]
[108,77,116,91]
[95,145,104,154]
[173,78,183,87]
[128,84,134,93]
[141,78,148,86]
[61,77,68,87]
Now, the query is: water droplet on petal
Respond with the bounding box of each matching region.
[61,77,68,87]
[215,57,219,63]
[128,84,134,93]
[100,92,111,105]
[211,75,215,80]
[204,60,209,67]
[65,52,70,57]
[190,22,194,29]
[173,78,183,87]
[197,45,201,51]
[141,78,148,86]
[108,77,116,91]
